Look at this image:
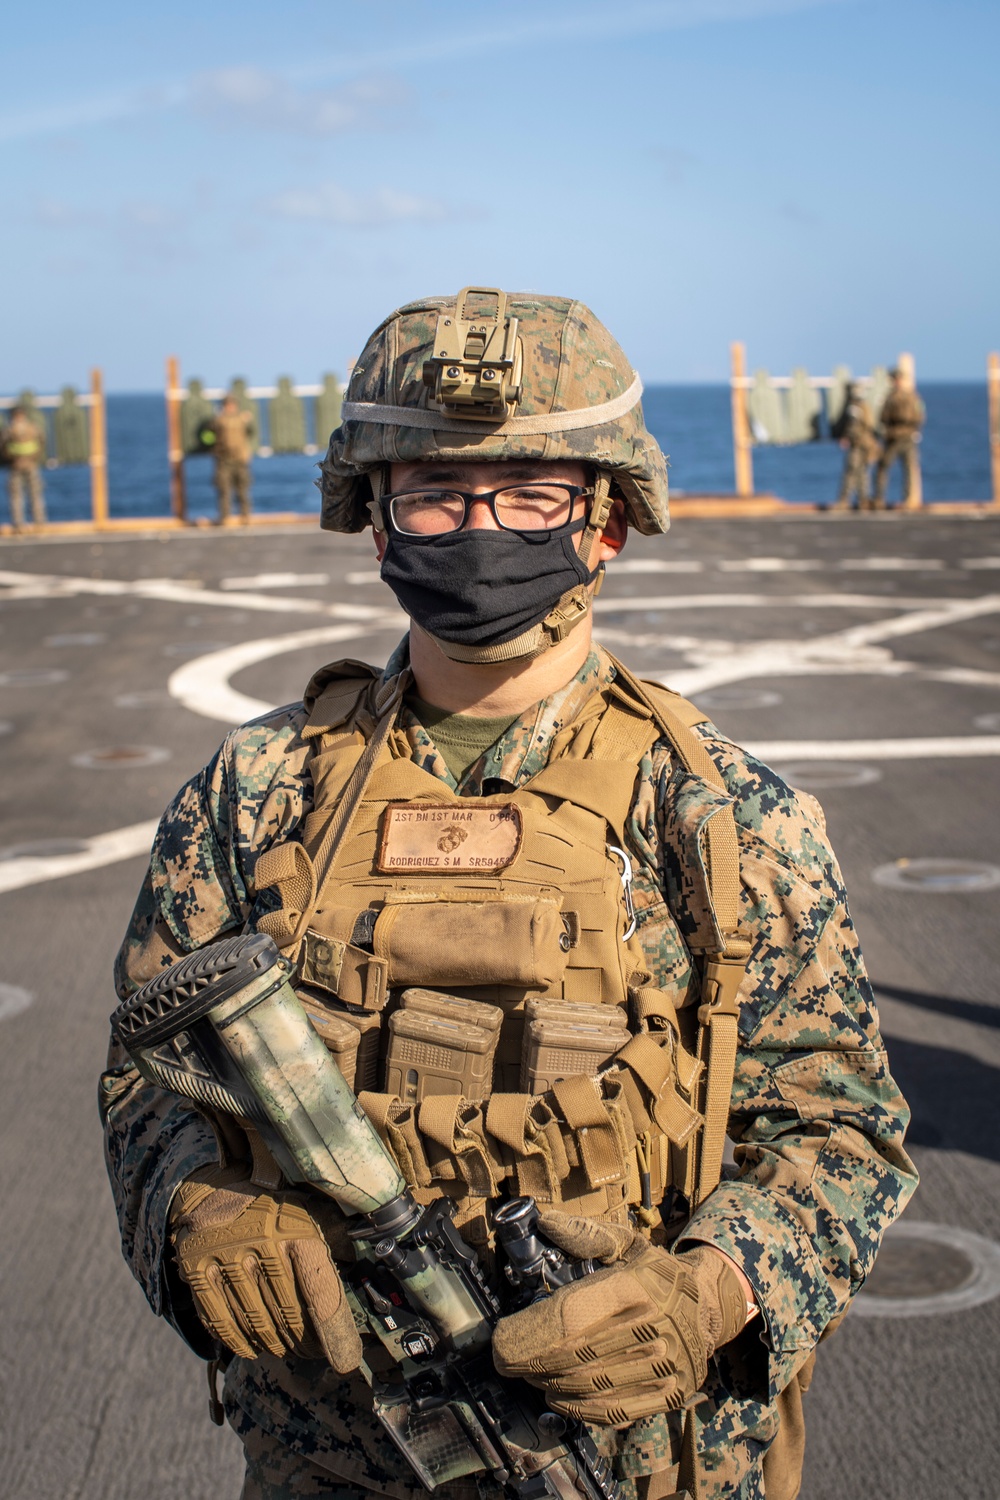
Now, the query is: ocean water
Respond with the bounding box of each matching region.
[17,382,994,525]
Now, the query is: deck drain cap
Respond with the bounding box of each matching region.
[872,858,1000,892]
[71,745,171,770]
[777,761,881,790]
[0,984,33,1023]
[854,1221,1000,1318]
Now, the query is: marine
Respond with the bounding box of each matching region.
[101,288,916,1500]
[211,392,255,522]
[2,404,48,530]
[831,383,880,511]
[873,368,925,509]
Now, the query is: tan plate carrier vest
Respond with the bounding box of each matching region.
[253,655,750,1248]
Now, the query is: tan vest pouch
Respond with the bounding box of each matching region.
[372,892,571,991]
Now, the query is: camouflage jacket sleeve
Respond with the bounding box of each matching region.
[666,727,917,1400]
[99,705,311,1345]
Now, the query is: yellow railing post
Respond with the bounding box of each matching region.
[897,351,923,510]
[166,354,187,522]
[89,367,109,528]
[730,341,754,498]
[988,352,1000,509]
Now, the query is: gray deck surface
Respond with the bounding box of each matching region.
[1,512,998,1499]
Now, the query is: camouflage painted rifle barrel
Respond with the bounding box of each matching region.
[112,933,623,1500]
[112,931,406,1214]
[112,932,489,1343]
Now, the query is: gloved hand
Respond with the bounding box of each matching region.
[170,1164,363,1371]
[491,1211,747,1427]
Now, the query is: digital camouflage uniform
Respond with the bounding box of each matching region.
[873,386,925,508]
[102,639,916,1500]
[833,397,880,512]
[3,409,47,528]
[213,406,255,521]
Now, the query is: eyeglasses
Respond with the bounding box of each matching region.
[384,483,595,537]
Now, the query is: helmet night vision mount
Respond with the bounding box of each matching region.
[421,286,524,419]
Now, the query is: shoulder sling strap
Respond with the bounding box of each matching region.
[605,656,750,1207]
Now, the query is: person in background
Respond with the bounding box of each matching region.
[873,368,925,510]
[832,383,880,511]
[212,394,255,523]
[2,405,48,530]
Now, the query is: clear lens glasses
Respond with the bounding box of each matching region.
[387,484,589,537]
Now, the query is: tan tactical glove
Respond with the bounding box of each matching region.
[491,1212,747,1427]
[170,1165,363,1371]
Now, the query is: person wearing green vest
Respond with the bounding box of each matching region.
[102,289,915,1500]
[2,405,47,530]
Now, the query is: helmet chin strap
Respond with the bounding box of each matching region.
[427,472,612,665]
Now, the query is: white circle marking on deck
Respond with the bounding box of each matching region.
[871,858,1000,892]
[853,1221,1000,1318]
[167,618,404,724]
[0,819,159,896]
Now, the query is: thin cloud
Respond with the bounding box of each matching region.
[286,0,857,81]
[31,199,98,230]
[190,68,404,135]
[0,0,854,143]
[263,182,463,228]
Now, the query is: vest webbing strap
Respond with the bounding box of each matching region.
[273,671,409,948]
[605,655,750,1208]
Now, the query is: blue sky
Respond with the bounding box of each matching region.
[2,0,995,391]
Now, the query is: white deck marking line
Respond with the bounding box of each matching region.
[836,557,945,570]
[5,573,998,894]
[344,558,972,581]
[607,559,706,574]
[661,594,1000,696]
[0,819,159,895]
[718,558,819,571]
[219,573,330,590]
[593,593,964,613]
[168,618,405,724]
[0,570,386,621]
[743,736,1000,761]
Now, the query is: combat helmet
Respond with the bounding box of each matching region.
[319,287,668,536]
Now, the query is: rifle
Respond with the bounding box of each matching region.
[112,931,623,1500]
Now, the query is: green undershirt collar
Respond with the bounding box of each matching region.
[405,694,522,785]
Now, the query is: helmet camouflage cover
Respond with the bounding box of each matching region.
[319,287,668,535]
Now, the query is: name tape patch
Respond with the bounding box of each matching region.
[377,803,522,872]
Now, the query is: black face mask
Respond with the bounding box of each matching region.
[380,520,598,649]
